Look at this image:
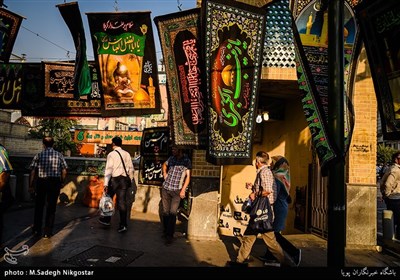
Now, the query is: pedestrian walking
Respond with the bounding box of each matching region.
[380,151,400,240]
[260,155,301,267]
[228,151,294,267]
[0,143,13,245]
[161,145,191,245]
[29,136,68,238]
[98,136,134,233]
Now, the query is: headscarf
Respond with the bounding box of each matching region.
[270,155,290,195]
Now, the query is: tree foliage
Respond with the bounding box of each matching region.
[377,144,397,165]
[29,118,80,155]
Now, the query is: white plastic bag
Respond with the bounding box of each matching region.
[99,192,114,217]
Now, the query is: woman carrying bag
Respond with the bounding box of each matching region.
[260,155,301,267]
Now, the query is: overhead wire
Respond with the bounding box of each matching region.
[21,25,72,54]
[18,25,95,61]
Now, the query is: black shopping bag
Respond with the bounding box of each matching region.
[248,196,274,233]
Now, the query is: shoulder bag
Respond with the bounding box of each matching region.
[115,150,137,193]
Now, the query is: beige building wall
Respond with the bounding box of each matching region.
[219,63,313,235]
[262,99,312,234]
[218,94,312,236]
[346,46,378,248]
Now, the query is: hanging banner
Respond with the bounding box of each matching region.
[44,62,75,99]
[0,63,23,109]
[154,8,207,149]
[57,1,91,98]
[20,63,45,114]
[139,127,170,186]
[0,8,23,63]
[355,0,400,140]
[202,0,267,165]
[0,62,99,114]
[74,130,142,145]
[290,0,361,173]
[20,62,101,116]
[86,11,161,117]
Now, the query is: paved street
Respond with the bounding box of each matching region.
[0,199,399,278]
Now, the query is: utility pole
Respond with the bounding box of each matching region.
[327,0,346,267]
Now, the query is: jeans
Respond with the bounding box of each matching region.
[161,188,181,238]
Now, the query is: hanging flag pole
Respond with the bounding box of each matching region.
[327,0,346,267]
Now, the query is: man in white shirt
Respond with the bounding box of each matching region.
[98,136,134,233]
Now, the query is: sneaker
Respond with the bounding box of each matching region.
[226,261,248,267]
[258,255,268,262]
[117,225,127,233]
[264,260,281,267]
[98,217,111,226]
[293,249,301,267]
[43,233,53,239]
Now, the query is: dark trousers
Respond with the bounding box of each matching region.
[161,188,181,238]
[102,176,129,227]
[385,198,400,239]
[0,207,3,245]
[33,177,61,235]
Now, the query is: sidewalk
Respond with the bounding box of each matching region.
[1,202,400,277]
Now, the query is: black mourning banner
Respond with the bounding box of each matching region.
[20,63,45,114]
[0,62,100,115]
[20,62,101,117]
[86,12,161,117]
[154,8,207,149]
[202,0,267,165]
[44,62,75,99]
[57,1,92,98]
[138,127,170,186]
[356,0,400,140]
[0,8,23,63]
[0,63,24,109]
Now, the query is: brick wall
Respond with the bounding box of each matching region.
[261,66,297,80]
[0,110,42,156]
[346,46,378,247]
[348,47,377,184]
[191,150,221,178]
